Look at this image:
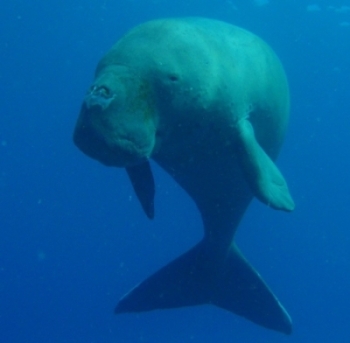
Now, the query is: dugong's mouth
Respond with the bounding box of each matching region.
[73,103,147,168]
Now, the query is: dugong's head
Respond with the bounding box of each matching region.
[73,65,157,167]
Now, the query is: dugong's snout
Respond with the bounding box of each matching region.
[73,79,157,168]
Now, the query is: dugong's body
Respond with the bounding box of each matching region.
[74,18,294,334]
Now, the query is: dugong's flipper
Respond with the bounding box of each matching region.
[235,119,294,211]
[126,161,155,219]
[115,241,292,335]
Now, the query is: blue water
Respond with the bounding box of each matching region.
[1,1,350,342]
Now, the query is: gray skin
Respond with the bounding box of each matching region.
[74,18,294,335]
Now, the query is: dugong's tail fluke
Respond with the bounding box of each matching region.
[115,241,292,334]
[214,244,292,335]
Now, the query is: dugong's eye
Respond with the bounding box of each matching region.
[168,74,179,82]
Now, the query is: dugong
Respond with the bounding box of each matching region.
[73,18,295,334]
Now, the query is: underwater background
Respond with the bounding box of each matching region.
[1,0,350,342]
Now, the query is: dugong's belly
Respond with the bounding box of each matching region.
[154,108,251,215]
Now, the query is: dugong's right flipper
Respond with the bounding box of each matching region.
[126,161,155,219]
[235,119,294,211]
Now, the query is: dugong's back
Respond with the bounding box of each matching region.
[99,18,289,158]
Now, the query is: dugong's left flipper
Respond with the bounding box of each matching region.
[126,161,155,219]
[235,119,294,211]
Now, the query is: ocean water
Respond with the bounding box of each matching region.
[1,1,349,342]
